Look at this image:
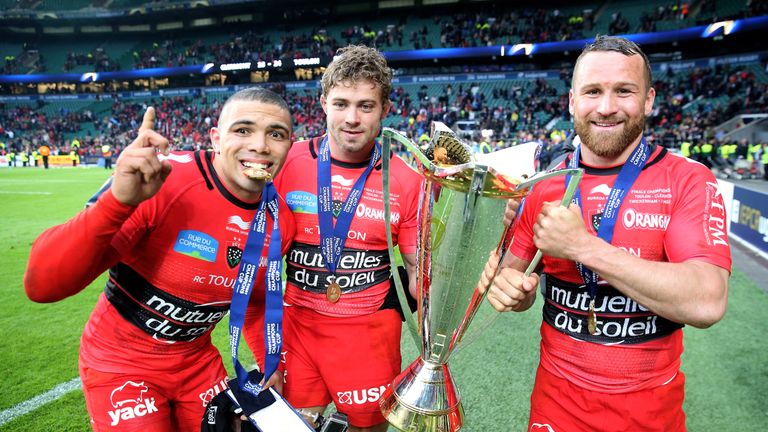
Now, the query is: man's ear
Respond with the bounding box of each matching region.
[210,127,220,153]
[644,87,656,116]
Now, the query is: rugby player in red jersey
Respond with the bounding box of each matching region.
[482,36,731,432]
[24,87,296,431]
[263,45,421,432]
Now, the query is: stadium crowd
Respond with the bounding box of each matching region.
[1,57,766,179]
[1,0,766,178]
[3,0,766,74]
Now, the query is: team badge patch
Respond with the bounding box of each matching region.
[226,246,243,268]
[591,213,603,232]
[332,200,343,218]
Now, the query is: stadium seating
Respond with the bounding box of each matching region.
[1,0,766,164]
[2,0,764,74]
[2,52,765,157]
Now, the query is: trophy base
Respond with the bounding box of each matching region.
[379,357,464,432]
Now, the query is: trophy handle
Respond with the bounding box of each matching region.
[382,132,421,349]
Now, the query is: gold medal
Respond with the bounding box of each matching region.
[326,278,341,303]
[587,299,597,335]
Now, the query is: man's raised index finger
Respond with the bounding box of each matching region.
[139,107,156,132]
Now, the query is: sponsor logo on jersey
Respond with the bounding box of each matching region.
[227,215,251,231]
[286,191,318,214]
[542,276,682,344]
[590,183,612,196]
[336,384,390,405]
[355,202,400,224]
[705,182,729,247]
[144,294,226,340]
[332,174,354,187]
[199,377,229,407]
[173,230,219,262]
[618,246,641,257]
[108,381,159,426]
[622,208,670,230]
[287,245,388,294]
[110,381,148,408]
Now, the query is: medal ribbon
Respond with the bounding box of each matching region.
[317,136,381,279]
[566,138,650,308]
[229,182,283,398]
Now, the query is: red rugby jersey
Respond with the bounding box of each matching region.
[25,151,295,373]
[274,137,421,317]
[510,145,731,392]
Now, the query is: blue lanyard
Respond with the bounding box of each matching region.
[317,136,381,276]
[229,182,283,398]
[566,138,650,301]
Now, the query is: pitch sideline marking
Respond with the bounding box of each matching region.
[0,377,81,426]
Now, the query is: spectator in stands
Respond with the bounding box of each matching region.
[481,35,731,432]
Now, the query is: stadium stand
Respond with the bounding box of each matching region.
[0,0,766,177]
[3,1,765,74]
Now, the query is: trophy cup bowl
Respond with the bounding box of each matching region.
[379,122,585,432]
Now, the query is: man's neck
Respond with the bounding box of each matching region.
[580,136,644,168]
[328,139,375,164]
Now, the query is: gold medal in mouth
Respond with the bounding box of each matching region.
[242,162,271,180]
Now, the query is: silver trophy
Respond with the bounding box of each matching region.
[380,123,582,432]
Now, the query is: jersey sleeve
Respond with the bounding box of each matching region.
[664,163,731,271]
[508,183,545,262]
[24,189,135,303]
[392,157,421,255]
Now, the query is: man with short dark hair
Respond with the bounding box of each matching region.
[25,87,296,431]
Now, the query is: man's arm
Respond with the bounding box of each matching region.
[534,201,729,328]
[24,190,130,302]
[24,108,172,303]
[571,234,727,329]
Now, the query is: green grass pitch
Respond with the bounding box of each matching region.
[1,167,766,431]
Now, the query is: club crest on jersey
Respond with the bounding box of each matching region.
[591,212,603,232]
[226,246,243,268]
[332,200,343,218]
